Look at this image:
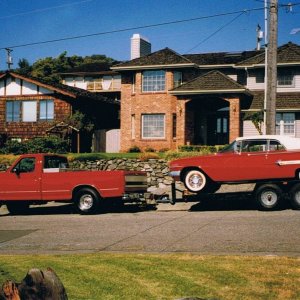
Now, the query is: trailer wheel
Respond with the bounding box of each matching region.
[255,184,282,210]
[74,188,100,214]
[289,183,300,210]
[183,169,207,193]
[6,202,30,215]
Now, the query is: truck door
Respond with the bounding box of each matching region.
[2,157,41,200]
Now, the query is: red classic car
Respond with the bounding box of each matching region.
[169,135,300,196]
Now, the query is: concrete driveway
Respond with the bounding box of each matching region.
[0,193,299,256]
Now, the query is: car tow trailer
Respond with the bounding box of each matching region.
[156,180,300,211]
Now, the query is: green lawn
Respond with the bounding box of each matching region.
[0,253,299,300]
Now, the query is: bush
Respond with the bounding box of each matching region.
[128,145,141,153]
[0,136,69,155]
[138,152,160,161]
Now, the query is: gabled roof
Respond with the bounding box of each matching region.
[112,48,196,70]
[0,71,119,105]
[170,70,251,95]
[236,42,300,67]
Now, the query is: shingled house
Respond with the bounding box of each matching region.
[0,71,119,152]
[112,42,300,152]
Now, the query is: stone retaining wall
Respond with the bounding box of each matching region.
[69,158,174,190]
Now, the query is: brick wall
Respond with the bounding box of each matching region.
[120,71,179,152]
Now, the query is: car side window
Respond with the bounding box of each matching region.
[269,140,285,151]
[13,158,36,173]
[241,140,267,152]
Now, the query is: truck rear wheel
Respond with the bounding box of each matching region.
[74,188,100,214]
[289,182,300,210]
[255,184,282,210]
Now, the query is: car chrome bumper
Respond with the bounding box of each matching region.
[169,170,180,178]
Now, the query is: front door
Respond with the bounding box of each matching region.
[207,112,229,145]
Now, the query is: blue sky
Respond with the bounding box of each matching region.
[0,0,299,70]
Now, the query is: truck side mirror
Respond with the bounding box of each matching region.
[12,168,20,175]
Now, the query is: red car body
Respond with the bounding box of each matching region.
[169,135,300,193]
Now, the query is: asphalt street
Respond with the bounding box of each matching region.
[0,193,299,256]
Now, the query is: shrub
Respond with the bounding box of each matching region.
[138,152,160,161]
[144,147,156,153]
[0,136,68,155]
[128,145,141,153]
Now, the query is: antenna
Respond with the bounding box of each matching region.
[5,48,13,70]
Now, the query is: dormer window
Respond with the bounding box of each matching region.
[142,70,165,92]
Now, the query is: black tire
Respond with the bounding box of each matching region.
[74,188,100,214]
[183,169,208,193]
[255,184,282,210]
[289,182,300,210]
[6,202,30,215]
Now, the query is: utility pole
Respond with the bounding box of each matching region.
[5,48,13,70]
[265,0,278,134]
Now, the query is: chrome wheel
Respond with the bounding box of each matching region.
[260,190,278,207]
[74,188,100,214]
[78,193,94,211]
[255,184,282,210]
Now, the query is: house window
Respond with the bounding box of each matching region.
[131,114,135,139]
[142,114,165,139]
[142,70,165,92]
[255,71,264,83]
[22,101,37,122]
[40,100,54,121]
[276,113,295,136]
[277,71,294,86]
[173,71,182,88]
[6,101,21,122]
[172,113,177,138]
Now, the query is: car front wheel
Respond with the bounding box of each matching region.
[184,169,207,193]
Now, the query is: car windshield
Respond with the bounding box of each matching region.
[218,141,239,153]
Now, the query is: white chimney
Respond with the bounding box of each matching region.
[131,34,151,60]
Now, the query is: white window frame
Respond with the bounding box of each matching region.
[142,70,166,92]
[276,113,295,136]
[142,114,165,139]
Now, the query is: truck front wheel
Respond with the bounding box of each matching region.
[255,184,282,210]
[74,188,100,214]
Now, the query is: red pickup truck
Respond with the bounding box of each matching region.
[0,153,150,214]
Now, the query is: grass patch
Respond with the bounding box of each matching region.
[0,253,299,300]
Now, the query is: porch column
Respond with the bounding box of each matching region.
[228,98,241,143]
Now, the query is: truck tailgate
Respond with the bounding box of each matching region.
[124,171,148,192]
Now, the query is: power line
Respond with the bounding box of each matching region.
[0,7,264,51]
[0,0,95,20]
[186,11,246,53]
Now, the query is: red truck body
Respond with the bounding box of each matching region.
[0,153,149,214]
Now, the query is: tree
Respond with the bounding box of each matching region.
[14,52,117,83]
[17,58,32,75]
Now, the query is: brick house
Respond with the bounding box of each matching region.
[0,71,119,152]
[112,42,300,152]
